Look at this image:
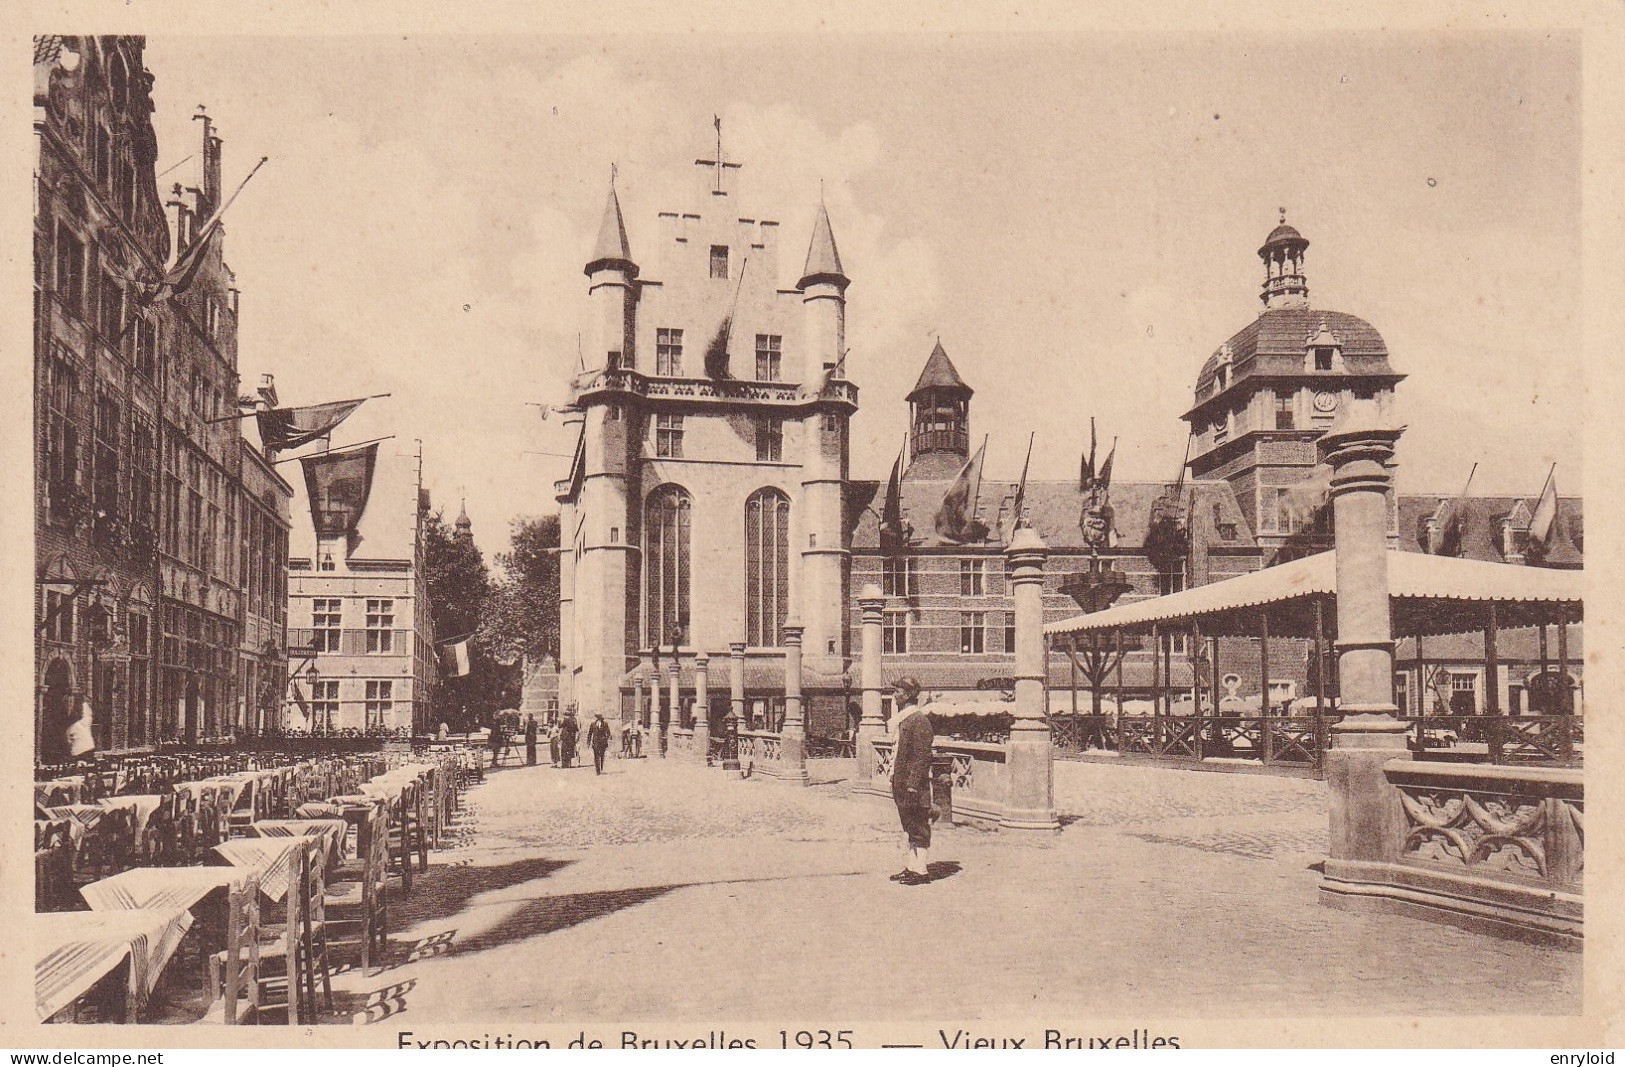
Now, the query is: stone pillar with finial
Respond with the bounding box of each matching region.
[667,657,680,758]
[1320,405,1410,894]
[727,642,746,770]
[857,583,887,782]
[693,653,710,765]
[779,622,809,784]
[1002,526,1060,832]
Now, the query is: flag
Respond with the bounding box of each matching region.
[301,443,379,538]
[1011,433,1034,530]
[1096,438,1117,498]
[704,314,733,379]
[881,447,905,534]
[1529,466,1558,545]
[439,639,471,678]
[934,440,987,543]
[1080,419,1097,493]
[257,398,366,452]
[137,155,267,308]
[1427,464,1477,556]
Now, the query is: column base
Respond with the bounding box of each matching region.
[997,808,1061,833]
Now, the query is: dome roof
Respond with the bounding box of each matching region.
[1194,308,1393,392]
[1263,222,1304,245]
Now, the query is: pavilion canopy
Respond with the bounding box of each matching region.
[1044,550,1583,640]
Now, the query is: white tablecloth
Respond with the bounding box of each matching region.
[35,907,193,1021]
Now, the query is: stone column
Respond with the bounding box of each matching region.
[856,583,887,782]
[779,622,809,784]
[1002,527,1060,832]
[727,642,746,770]
[667,657,680,758]
[643,650,663,757]
[693,653,711,765]
[1322,412,1408,874]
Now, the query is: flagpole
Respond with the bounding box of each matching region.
[271,434,396,465]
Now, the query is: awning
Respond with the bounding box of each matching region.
[1045,550,1583,640]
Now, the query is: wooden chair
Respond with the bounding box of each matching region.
[207,874,262,1025]
[251,840,333,1023]
[325,802,389,975]
[75,807,136,884]
[34,820,75,912]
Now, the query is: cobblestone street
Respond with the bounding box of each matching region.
[332,755,1580,1025]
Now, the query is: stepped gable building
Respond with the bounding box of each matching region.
[34,36,292,759]
[556,150,856,735]
[286,449,438,735]
[554,143,1584,737]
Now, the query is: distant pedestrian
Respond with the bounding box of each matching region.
[549,725,561,767]
[588,713,612,774]
[488,721,507,769]
[888,677,934,886]
[559,713,579,769]
[632,721,644,758]
[620,722,633,759]
[525,714,538,766]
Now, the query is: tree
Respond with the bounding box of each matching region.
[422,511,516,727]
[483,514,560,664]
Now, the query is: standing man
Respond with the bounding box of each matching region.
[559,712,579,769]
[587,713,612,775]
[525,714,538,766]
[888,677,935,886]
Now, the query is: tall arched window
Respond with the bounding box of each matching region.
[645,485,691,648]
[745,488,791,647]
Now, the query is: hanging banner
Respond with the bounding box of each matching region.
[301,443,378,538]
[258,397,367,452]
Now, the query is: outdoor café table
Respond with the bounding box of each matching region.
[211,835,330,903]
[247,818,349,864]
[34,906,193,1022]
[96,795,164,838]
[80,865,252,914]
[34,778,85,806]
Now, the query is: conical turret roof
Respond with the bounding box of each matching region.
[907,340,973,401]
[799,201,847,286]
[584,182,636,276]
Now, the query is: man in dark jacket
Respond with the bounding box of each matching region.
[587,714,612,774]
[888,677,935,886]
[559,713,579,768]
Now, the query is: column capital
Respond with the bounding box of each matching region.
[729,641,746,657]
[695,651,710,669]
[858,581,885,617]
[1004,525,1049,574]
[782,622,805,645]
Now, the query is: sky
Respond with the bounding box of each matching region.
[141,32,1582,553]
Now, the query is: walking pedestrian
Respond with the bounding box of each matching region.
[559,712,579,769]
[549,724,561,767]
[888,677,935,886]
[588,713,612,774]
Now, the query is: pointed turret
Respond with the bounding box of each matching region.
[798,201,847,290]
[584,181,637,277]
[906,339,973,479]
[455,499,472,542]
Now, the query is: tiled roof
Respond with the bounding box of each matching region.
[585,183,634,274]
[1196,308,1393,392]
[1395,494,1584,564]
[907,340,972,400]
[848,478,1253,552]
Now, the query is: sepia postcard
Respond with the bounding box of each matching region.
[3,0,1622,1052]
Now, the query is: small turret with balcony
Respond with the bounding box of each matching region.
[906,339,973,480]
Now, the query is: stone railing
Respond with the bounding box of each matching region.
[1321,760,1582,946]
[736,730,784,774]
[867,738,1010,829]
[669,727,694,757]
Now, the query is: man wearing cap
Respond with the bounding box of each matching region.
[888,677,935,886]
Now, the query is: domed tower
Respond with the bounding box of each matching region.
[454,500,472,543]
[905,340,973,480]
[1184,214,1405,555]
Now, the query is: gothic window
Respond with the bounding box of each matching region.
[655,414,684,458]
[656,328,684,375]
[755,416,783,462]
[755,335,782,381]
[710,245,729,280]
[745,488,790,647]
[645,485,692,649]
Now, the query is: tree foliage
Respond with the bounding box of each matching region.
[422,510,517,727]
[483,514,560,665]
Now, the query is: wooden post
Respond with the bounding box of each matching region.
[1069,635,1079,717]
[1150,623,1161,720]
[1557,614,1571,713]
[1314,597,1327,764]
[1259,609,1272,764]
[1485,602,1501,763]
[1114,628,1125,738]
[1209,635,1221,715]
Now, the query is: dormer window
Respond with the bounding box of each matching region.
[1305,323,1343,373]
